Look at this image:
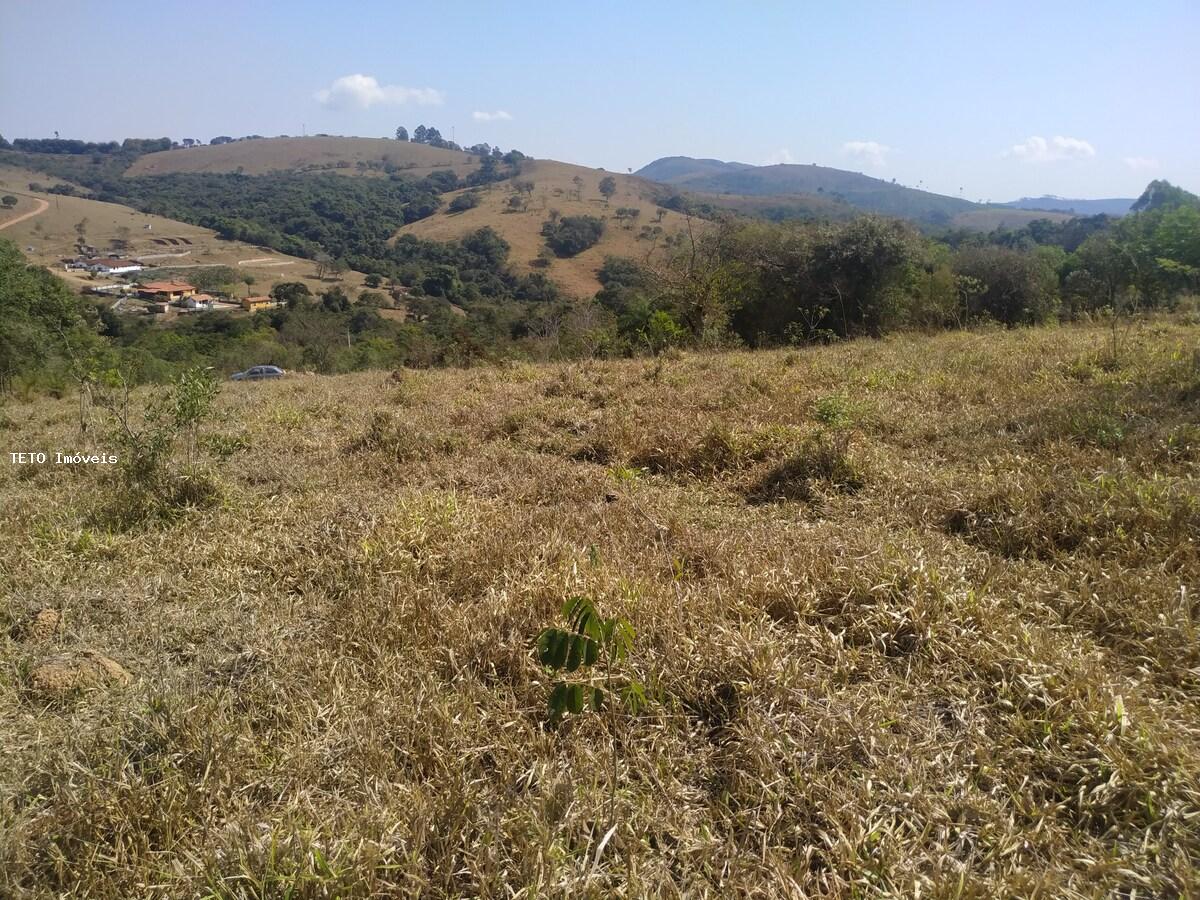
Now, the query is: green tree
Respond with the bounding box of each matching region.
[653,218,750,341]
[598,175,617,205]
[448,191,481,213]
[270,281,312,308]
[953,244,1059,324]
[395,126,409,141]
[541,215,604,258]
[1,195,16,209]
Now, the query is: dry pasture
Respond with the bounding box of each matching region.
[1,319,1199,897]
[126,136,479,181]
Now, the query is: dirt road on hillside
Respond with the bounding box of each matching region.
[0,196,49,232]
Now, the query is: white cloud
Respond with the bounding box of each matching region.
[764,148,795,165]
[1007,135,1096,163]
[842,140,892,168]
[472,110,513,122]
[1123,156,1159,171]
[314,74,444,110]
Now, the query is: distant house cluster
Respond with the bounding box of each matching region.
[64,256,144,275]
[64,249,285,318]
[120,281,281,316]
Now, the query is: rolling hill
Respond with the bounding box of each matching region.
[637,156,978,224]
[1000,195,1134,216]
[0,163,365,296]
[396,160,696,296]
[125,135,480,180]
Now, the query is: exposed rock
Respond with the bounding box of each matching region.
[28,651,132,698]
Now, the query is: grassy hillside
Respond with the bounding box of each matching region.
[673,189,860,223]
[397,160,696,296]
[1000,196,1134,217]
[0,164,365,295]
[639,156,980,225]
[950,206,1075,230]
[126,136,479,180]
[2,318,1198,896]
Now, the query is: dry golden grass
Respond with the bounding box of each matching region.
[2,319,1199,897]
[125,137,478,181]
[398,160,697,296]
[0,163,365,296]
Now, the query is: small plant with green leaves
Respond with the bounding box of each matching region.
[608,463,646,485]
[536,596,646,722]
[536,596,648,825]
[813,393,853,428]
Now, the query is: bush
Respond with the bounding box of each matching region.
[541,215,604,258]
[448,191,481,214]
[95,367,223,526]
[953,245,1060,324]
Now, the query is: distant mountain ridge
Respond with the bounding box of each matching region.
[636,155,977,225]
[999,195,1134,217]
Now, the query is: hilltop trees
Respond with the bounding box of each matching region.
[409,125,461,151]
[395,126,409,141]
[1131,179,1200,213]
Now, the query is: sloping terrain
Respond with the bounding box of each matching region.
[950,206,1075,230]
[0,164,364,295]
[397,160,696,296]
[2,320,1198,896]
[638,155,978,224]
[126,136,479,180]
[1000,196,1134,216]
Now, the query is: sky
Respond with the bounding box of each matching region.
[1,0,1197,201]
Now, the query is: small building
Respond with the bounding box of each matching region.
[138,280,196,302]
[241,295,275,312]
[183,293,218,310]
[87,257,144,275]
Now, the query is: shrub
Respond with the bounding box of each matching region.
[95,367,222,526]
[448,191,481,214]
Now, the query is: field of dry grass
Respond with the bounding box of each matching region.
[398,160,696,296]
[125,137,478,181]
[0,164,365,296]
[2,318,1199,897]
[951,207,1075,231]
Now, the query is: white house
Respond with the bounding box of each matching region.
[86,258,144,275]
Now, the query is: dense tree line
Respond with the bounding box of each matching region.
[0,240,103,389]
[594,180,1200,349]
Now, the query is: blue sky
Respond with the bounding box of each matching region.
[2,0,1196,200]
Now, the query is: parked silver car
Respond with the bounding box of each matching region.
[231,365,286,381]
